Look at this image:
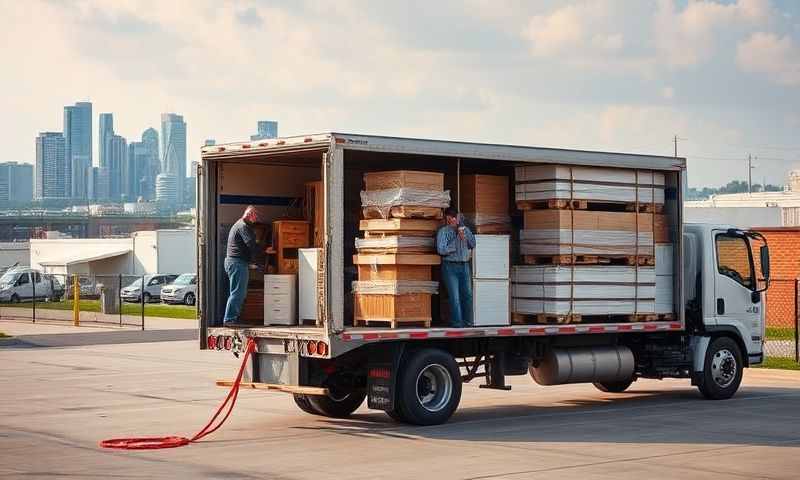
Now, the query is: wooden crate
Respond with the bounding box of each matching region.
[240,288,265,324]
[362,205,443,220]
[523,210,667,238]
[364,170,444,191]
[357,264,432,281]
[460,174,509,214]
[353,253,441,266]
[360,218,441,235]
[354,293,432,327]
[272,220,310,274]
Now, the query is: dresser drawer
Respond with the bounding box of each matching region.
[264,293,293,308]
[264,305,295,320]
[264,274,295,287]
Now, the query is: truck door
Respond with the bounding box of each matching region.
[16,272,33,300]
[713,230,762,355]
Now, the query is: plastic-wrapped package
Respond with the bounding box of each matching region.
[354,236,435,253]
[360,188,451,219]
[352,280,439,295]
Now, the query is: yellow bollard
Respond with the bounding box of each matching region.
[72,274,80,326]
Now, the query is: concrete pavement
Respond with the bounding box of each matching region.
[1,330,799,479]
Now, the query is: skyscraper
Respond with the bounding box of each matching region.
[99,113,114,169]
[64,101,92,199]
[88,166,110,201]
[160,113,187,204]
[125,142,150,201]
[250,120,278,141]
[35,132,67,200]
[141,128,160,201]
[0,162,34,204]
[108,134,127,200]
[204,139,216,146]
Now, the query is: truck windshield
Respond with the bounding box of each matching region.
[0,272,19,285]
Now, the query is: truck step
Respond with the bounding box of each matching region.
[215,381,329,396]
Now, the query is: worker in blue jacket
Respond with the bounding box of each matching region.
[436,207,476,327]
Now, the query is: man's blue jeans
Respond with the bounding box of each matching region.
[223,257,249,324]
[441,261,473,328]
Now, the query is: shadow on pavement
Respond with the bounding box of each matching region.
[0,328,197,348]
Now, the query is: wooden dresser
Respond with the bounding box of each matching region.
[272,220,310,274]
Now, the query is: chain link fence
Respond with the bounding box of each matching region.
[764,278,800,363]
[0,269,197,329]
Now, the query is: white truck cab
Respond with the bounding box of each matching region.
[684,223,769,398]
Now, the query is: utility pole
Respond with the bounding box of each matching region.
[748,154,756,195]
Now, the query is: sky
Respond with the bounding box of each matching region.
[2,0,799,188]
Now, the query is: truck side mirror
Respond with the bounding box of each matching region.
[760,245,770,279]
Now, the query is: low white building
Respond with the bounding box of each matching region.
[29,229,196,277]
[0,242,30,271]
[685,190,800,228]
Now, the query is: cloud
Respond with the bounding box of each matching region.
[522,2,626,57]
[653,0,773,67]
[737,32,800,85]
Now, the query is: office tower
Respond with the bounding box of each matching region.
[99,113,114,169]
[64,101,92,199]
[155,173,178,206]
[35,132,68,200]
[204,139,216,146]
[87,166,111,201]
[190,161,199,178]
[125,142,150,201]
[0,162,34,204]
[250,120,278,141]
[142,128,160,201]
[160,113,187,204]
[108,134,127,200]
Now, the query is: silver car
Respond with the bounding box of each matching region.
[160,273,197,306]
[121,274,178,303]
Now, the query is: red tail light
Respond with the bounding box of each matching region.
[207,335,217,349]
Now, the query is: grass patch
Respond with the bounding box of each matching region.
[9,299,197,320]
[755,357,800,371]
[766,327,796,341]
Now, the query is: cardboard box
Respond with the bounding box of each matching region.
[357,264,432,281]
[360,218,441,235]
[460,174,509,214]
[364,170,444,191]
[353,254,441,266]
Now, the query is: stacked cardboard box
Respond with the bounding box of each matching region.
[512,165,674,323]
[354,171,447,328]
[460,174,511,233]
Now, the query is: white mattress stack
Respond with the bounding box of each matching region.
[471,235,510,326]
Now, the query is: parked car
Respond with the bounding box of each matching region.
[0,268,57,303]
[120,274,178,303]
[49,275,65,301]
[160,273,197,306]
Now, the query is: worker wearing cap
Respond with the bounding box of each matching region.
[436,206,476,327]
[223,205,265,326]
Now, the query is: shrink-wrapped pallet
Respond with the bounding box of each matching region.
[355,236,435,254]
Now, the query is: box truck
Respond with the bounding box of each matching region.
[198,133,770,425]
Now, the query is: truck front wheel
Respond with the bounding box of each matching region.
[307,389,366,418]
[697,337,743,400]
[397,348,462,426]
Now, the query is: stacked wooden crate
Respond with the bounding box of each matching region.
[460,174,511,233]
[353,171,448,328]
[511,165,674,324]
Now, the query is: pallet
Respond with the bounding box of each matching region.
[625,313,676,322]
[356,247,435,255]
[354,318,432,328]
[363,231,435,238]
[516,199,663,213]
[512,313,581,325]
[362,206,444,220]
[522,254,654,266]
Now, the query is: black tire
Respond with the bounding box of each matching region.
[593,378,635,393]
[698,337,743,400]
[293,394,321,415]
[307,390,366,418]
[184,292,196,306]
[143,292,152,304]
[397,348,462,426]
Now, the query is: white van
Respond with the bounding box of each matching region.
[0,268,56,303]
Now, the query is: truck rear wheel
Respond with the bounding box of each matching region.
[697,337,743,400]
[397,348,461,426]
[307,389,366,418]
[593,378,635,393]
[293,394,321,415]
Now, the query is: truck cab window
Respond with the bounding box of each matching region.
[715,234,753,289]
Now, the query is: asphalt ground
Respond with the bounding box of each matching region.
[1,323,799,480]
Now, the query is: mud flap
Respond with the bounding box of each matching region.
[366,343,404,412]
